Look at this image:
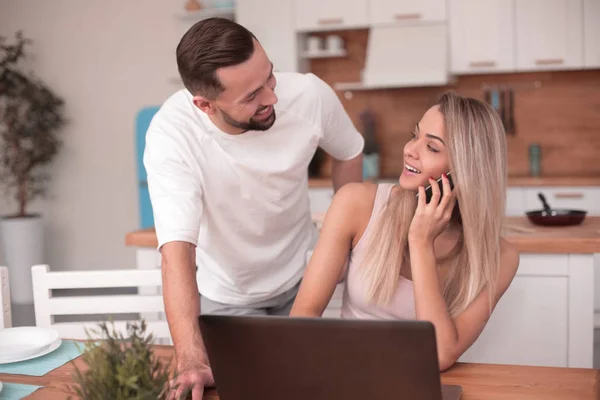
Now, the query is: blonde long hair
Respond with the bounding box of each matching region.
[360,91,507,317]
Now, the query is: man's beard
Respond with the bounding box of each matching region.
[220,106,276,132]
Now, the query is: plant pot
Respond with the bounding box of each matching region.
[0,215,44,304]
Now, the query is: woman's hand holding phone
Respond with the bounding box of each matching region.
[409,173,457,246]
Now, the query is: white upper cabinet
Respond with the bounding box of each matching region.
[369,0,447,25]
[294,0,369,32]
[236,0,299,72]
[584,0,600,68]
[449,0,515,74]
[363,25,449,87]
[516,0,583,71]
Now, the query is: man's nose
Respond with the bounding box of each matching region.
[264,87,278,106]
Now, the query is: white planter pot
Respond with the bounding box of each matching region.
[0,215,44,305]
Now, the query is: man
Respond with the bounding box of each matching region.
[144,17,364,400]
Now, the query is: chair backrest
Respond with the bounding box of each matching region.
[0,266,12,329]
[31,264,170,341]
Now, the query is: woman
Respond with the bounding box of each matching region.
[290,91,520,372]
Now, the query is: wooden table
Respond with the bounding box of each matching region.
[0,346,598,399]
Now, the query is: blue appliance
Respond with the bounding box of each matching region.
[135,106,161,228]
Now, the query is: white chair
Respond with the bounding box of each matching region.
[0,266,12,329]
[31,264,171,342]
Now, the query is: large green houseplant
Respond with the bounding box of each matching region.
[0,31,65,217]
[0,31,66,304]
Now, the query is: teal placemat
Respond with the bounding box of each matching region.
[0,382,41,400]
[0,340,85,377]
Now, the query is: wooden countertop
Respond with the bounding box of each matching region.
[308,176,600,188]
[126,217,600,253]
[501,216,600,253]
[125,227,159,248]
[0,345,597,399]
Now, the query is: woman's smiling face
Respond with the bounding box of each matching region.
[399,105,451,191]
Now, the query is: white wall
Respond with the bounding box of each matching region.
[0,1,189,270]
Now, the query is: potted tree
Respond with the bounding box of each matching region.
[0,31,66,304]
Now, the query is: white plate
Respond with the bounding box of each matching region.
[0,327,59,361]
[0,338,62,365]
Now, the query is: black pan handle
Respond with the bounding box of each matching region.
[538,193,552,213]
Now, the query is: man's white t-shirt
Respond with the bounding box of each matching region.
[144,72,364,305]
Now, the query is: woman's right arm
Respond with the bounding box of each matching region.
[290,182,374,317]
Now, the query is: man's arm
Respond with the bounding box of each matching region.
[161,241,214,399]
[161,241,205,365]
[143,123,210,399]
[308,73,365,191]
[331,153,363,192]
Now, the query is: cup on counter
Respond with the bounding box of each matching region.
[326,35,344,51]
[306,36,324,54]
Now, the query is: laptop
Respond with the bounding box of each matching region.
[199,315,462,400]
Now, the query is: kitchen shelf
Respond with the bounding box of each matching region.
[301,49,348,59]
[334,78,450,91]
[176,7,235,21]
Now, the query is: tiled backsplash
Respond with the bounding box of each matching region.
[309,30,600,179]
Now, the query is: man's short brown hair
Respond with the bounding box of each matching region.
[176,17,256,99]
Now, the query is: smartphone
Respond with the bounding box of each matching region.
[416,171,454,203]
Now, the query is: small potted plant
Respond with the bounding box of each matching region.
[0,31,66,304]
[66,320,190,400]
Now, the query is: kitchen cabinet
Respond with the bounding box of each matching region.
[584,0,600,68]
[369,0,446,26]
[515,0,583,71]
[236,0,299,72]
[459,254,593,368]
[505,188,526,216]
[294,0,369,32]
[308,187,334,214]
[449,0,515,74]
[363,25,449,87]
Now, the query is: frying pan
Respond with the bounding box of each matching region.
[525,193,587,227]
